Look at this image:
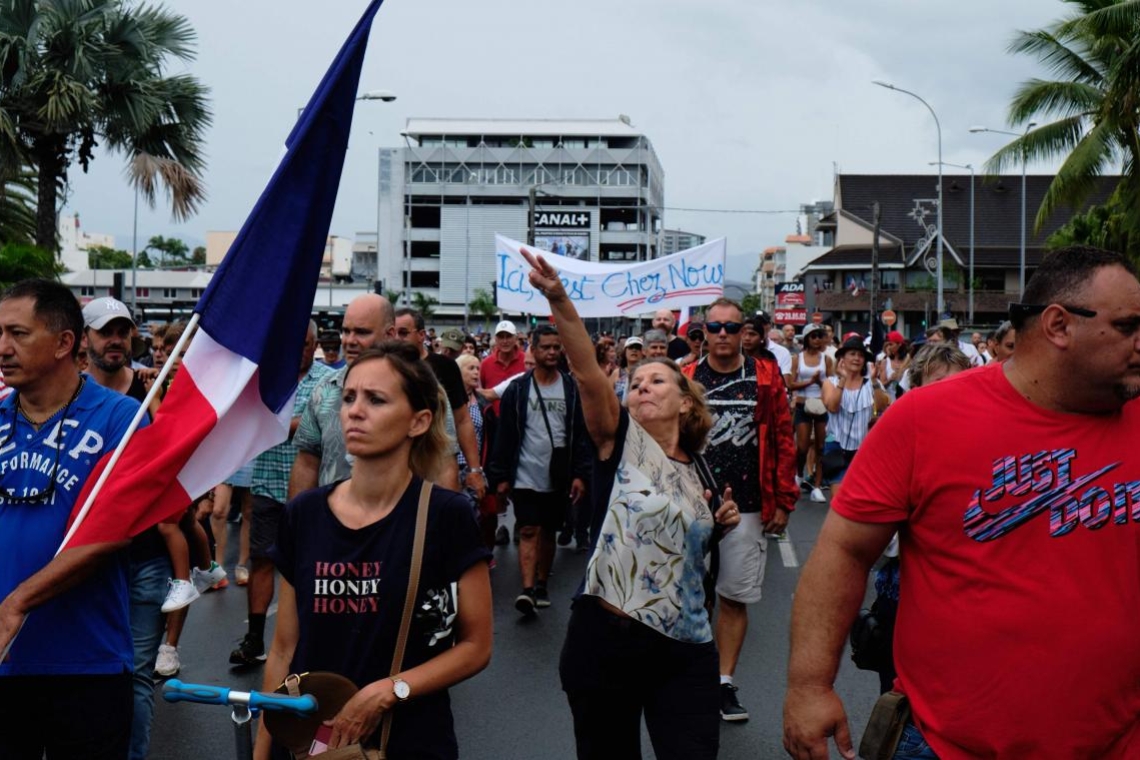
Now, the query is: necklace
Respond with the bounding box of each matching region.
[17,376,85,427]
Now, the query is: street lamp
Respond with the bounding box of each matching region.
[874,80,945,317]
[931,161,974,322]
[355,91,398,306]
[969,122,1036,298]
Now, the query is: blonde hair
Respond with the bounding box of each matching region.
[909,343,972,388]
[629,358,713,453]
[456,353,480,375]
[346,342,450,481]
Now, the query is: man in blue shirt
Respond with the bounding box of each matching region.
[0,279,142,759]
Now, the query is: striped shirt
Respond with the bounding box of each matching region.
[825,377,874,451]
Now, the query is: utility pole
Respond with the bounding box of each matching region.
[870,202,881,340]
[527,186,536,246]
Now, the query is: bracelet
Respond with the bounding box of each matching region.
[469,467,484,474]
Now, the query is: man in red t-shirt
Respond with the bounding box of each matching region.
[783,246,1140,760]
[479,320,526,414]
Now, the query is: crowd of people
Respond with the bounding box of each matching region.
[4,243,1140,759]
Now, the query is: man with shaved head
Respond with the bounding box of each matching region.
[652,307,691,361]
[289,293,394,496]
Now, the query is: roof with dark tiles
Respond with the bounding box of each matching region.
[808,174,1120,270]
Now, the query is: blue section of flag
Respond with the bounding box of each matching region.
[195,0,384,413]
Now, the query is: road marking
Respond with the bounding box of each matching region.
[777,531,799,568]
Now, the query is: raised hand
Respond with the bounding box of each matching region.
[519,246,568,302]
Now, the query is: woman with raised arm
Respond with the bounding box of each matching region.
[519,248,740,760]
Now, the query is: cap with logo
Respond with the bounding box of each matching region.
[624,336,644,348]
[439,329,465,352]
[494,320,517,336]
[82,297,135,330]
[754,310,772,325]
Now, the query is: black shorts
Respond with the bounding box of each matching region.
[250,494,284,560]
[512,488,566,533]
[793,403,828,426]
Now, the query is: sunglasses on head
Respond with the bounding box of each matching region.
[704,321,743,335]
[1008,302,1097,322]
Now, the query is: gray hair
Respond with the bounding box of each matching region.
[643,329,669,346]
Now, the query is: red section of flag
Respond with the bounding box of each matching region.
[64,372,214,547]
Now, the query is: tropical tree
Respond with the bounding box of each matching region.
[87,244,133,269]
[411,291,438,319]
[983,0,1140,256]
[0,167,36,245]
[191,245,206,265]
[468,287,498,327]
[384,288,404,305]
[0,0,212,252]
[740,292,764,317]
[0,242,62,285]
[145,234,190,266]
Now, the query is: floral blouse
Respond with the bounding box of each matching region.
[583,411,715,643]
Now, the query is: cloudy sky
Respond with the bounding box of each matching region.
[63,0,1069,282]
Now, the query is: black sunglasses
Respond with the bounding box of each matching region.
[1009,303,1098,324]
[704,321,743,335]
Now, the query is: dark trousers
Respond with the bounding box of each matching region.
[560,597,720,760]
[0,672,133,759]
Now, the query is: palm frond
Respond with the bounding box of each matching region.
[1035,119,1118,228]
[1057,0,1140,43]
[1008,79,1102,123]
[1008,29,1103,84]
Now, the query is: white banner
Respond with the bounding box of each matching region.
[494,234,726,317]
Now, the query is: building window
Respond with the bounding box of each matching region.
[190,289,203,298]
[880,271,900,292]
[162,288,177,299]
[405,272,441,288]
[80,286,94,296]
[410,241,440,259]
[136,287,150,298]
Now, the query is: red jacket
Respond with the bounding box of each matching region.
[683,355,798,520]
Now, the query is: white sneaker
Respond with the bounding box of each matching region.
[235,565,250,586]
[810,487,827,503]
[191,562,227,594]
[161,579,201,612]
[154,643,180,677]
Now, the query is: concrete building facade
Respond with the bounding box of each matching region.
[374,117,666,317]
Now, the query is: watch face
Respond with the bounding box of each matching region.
[393,679,411,700]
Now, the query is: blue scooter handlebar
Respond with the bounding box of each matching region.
[162,679,318,715]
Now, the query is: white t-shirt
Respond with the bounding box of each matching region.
[959,340,985,367]
[767,340,792,376]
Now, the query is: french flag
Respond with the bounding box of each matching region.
[60,0,384,549]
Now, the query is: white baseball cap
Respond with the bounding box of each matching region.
[494,320,517,336]
[82,297,135,330]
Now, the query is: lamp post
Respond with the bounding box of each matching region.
[352,90,397,303]
[969,123,1036,298]
[931,161,974,322]
[874,80,944,317]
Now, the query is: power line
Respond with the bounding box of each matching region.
[662,206,801,214]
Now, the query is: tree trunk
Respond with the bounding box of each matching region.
[33,136,65,255]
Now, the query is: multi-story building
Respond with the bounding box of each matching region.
[799,173,1116,336]
[58,214,115,273]
[661,228,706,256]
[374,117,666,317]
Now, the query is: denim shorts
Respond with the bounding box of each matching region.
[893,721,939,760]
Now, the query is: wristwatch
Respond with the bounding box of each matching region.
[391,676,411,701]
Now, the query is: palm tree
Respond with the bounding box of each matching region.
[983,0,1140,241]
[468,287,498,329]
[411,291,439,319]
[0,0,212,252]
[0,168,36,245]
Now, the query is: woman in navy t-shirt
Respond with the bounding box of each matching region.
[255,342,492,760]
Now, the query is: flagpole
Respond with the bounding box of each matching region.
[55,313,201,554]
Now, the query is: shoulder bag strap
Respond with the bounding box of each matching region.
[377,479,432,758]
[532,377,557,447]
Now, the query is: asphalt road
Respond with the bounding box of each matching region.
[147,493,880,759]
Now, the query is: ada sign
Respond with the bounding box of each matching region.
[533,211,591,229]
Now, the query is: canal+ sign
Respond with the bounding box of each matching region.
[533,211,591,229]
